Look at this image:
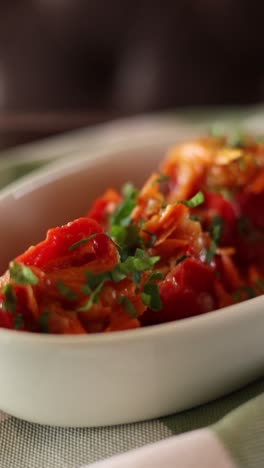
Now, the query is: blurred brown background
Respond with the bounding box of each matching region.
[0,1,264,149]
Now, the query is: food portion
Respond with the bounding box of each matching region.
[1,133,264,334]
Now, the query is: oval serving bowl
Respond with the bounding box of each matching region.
[0,126,263,427]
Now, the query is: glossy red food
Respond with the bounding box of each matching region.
[1,134,264,334]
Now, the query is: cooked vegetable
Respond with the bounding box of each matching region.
[1,133,264,334]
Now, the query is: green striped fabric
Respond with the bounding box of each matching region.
[214,392,264,468]
[0,378,262,467]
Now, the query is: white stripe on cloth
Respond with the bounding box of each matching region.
[82,428,237,468]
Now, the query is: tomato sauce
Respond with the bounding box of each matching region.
[1,134,264,334]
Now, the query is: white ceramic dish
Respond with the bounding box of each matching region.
[0,127,263,427]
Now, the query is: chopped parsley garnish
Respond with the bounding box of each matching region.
[2,284,16,314]
[119,249,160,274]
[56,280,77,301]
[121,182,137,198]
[13,314,24,330]
[243,286,256,299]
[78,282,104,311]
[152,173,169,185]
[107,183,141,258]
[109,183,138,228]
[180,191,205,208]
[87,249,159,287]
[146,271,164,281]
[80,270,112,311]
[232,285,256,301]
[132,270,142,288]
[68,233,100,251]
[140,270,163,311]
[83,270,111,291]
[110,249,160,282]
[206,215,223,264]
[39,310,50,333]
[142,230,157,248]
[118,296,137,318]
[210,215,223,243]
[176,254,189,265]
[109,267,127,283]
[141,282,162,311]
[110,224,142,254]
[9,261,38,285]
[78,249,160,312]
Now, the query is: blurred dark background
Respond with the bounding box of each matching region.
[0,1,264,149]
